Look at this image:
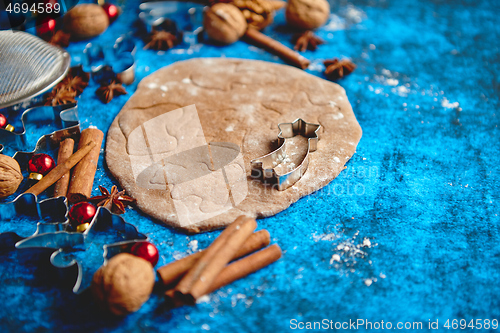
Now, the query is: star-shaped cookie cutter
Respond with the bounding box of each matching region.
[251,118,320,191]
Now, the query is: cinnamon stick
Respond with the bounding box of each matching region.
[243,28,310,70]
[53,138,74,197]
[175,216,257,304]
[23,141,96,196]
[165,244,282,307]
[158,230,270,287]
[205,244,282,294]
[164,289,184,308]
[67,128,104,203]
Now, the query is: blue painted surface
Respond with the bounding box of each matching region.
[1,0,500,331]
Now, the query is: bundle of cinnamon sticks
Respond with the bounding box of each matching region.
[23,128,103,201]
[158,215,281,307]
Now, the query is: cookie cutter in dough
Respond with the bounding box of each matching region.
[0,193,69,248]
[251,118,320,191]
[83,35,136,85]
[0,103,80,154]
[16,207,148,293]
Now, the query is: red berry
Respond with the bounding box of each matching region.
[36,16,56,36]
[102,3,119,23]
[130,241,159,266]
[0,114,7,128]
[28,153,56,175]
[68,202,97,227]
[44,0,58,7]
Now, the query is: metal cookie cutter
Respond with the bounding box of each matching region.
[139,1,205,45]
[16,207,148,293]
[251,118,320,191]
[0,103,80,154]
[0,104,79,244]
[83,35,137,85]
[0,193,69,248]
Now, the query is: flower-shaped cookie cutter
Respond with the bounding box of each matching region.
[0,103,79,154]
[16,207,147,293]
[251,118,320,191]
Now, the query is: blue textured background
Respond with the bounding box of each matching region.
[1,0,500,331]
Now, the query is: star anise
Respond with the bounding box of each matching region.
[89,185,136,215]
[323,58,357,81]
[44,87,77,106]
[293,31,324,52]
[95,80,127,104]
[144,30,180,51]
[55,66,90,96]
[67,65,90,82]
[48,30,71,48]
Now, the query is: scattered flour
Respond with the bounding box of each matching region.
[317,227,380,286]
[441,98,461,110]
[188,239,198,253]
[197,295,210,304]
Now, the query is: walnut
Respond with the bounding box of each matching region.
[0,155,23,199]
[203,3,248,44]
[229,0,285,30]
[285,0,330,30]
[63,4,109,40]
[91,253,155,316]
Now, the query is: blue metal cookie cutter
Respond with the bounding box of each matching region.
[251,118,321,191]
[16,207,148,293]
[0,103,79,154]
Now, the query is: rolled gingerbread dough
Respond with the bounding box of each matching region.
[106,58,362,233]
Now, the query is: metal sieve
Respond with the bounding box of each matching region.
[0,30,71,109]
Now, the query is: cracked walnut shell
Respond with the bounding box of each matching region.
[91,253,155,316]
[230,0,285,30]
[0,155,23,199]
[204,3,248,44]
[285,0,330,30]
